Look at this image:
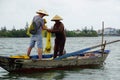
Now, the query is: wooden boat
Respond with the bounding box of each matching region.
[0,40,119,73]
[0,50,110,73]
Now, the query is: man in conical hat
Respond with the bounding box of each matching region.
[27,9,48,60]
[47,15,66,59]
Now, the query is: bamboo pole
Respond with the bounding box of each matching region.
[101,21,105,56]
[55,40,120,60]
[101,21,104,45]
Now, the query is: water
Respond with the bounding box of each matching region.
[0,37,120,80]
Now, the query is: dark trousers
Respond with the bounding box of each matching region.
[53,38,66,59]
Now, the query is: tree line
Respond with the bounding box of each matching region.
[0,25,98,37]
[66,26,98,37]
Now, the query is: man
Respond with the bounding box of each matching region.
[47,15,66,59]
[27,9,48,60]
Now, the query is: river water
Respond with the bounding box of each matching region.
[0,37,120,80]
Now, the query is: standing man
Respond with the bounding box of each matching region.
[47,15,66,59]
[27,9,48,60]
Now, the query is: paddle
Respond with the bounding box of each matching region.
[54,40,120,60]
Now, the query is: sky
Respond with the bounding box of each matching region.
[0,0,120,30]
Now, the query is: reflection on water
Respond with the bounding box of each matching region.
[0,65,106,80]
[0,68,103,80]
[0,70,68,80]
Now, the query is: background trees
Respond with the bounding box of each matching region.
[2,23,120,37]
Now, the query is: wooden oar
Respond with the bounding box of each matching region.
[54,40,120,60]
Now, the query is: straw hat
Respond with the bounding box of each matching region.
[36,9,49,16]
[51,15,63,21]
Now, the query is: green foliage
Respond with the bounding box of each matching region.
[66,30,77,37]
[79,30,98,37]
[65,26,98,37]
[117,29,120,34]
[0,25,99,37]
[0,26,28,37]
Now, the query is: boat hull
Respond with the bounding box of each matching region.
[0,50,109,73]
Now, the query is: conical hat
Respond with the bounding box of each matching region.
[51,15,63,21]
[36,9,49,16]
